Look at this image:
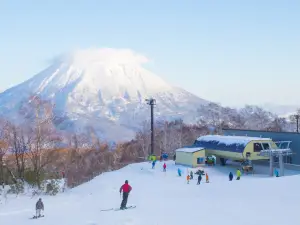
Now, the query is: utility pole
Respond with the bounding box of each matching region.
[145,98,156,155]
[295,115,299,133]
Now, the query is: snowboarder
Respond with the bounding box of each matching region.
[187,175,190,184]
[205,173,209,183]
[163,163,166,172]
[152,160,156,169]
[236,169,241,180]
[119,180,132,210]
[190,171,193,180]
[197,173,202,185]
[177,168,182,176]
[229,172,233,181]
[35,198,44,218]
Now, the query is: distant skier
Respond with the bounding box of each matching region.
[229,172,233,181]
[35,198,44,218]
[152,160,156,169]
[177,168,182,176]
[197,173,202,185]
[187,175,190,184]
[119,180,132,210]
[163,163,166,172]
[205,173,209,183]
[274,169,279,177]
[236,169,241,180]
[190,171,193,180]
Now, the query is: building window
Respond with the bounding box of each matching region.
[253,143,263,152]
[262,143,270,150]
[197,157,204,164]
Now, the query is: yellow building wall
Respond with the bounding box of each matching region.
[205,149,243,160]
[176,150,206,167]
[242,140,276,160]
[191,150,206,167]
[175,151,193,166]
[204,140,276,161]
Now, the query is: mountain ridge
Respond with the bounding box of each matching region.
[0,48,209,141]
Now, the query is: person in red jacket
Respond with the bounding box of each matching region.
[163,163,166,172]
[119,180,132,209]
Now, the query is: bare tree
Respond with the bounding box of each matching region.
[0,121,9,184]
[135,120,151,158]
[24,96,61,188]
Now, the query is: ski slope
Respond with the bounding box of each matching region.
[1,161,300,225]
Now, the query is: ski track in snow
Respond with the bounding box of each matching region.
[1,161,300,225]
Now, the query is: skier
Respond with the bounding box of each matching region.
[197,173,202,185]
[177,168,182,176]
[236,169,241,180]
[274,169,279,177]
[187,174,190,184]
[190,171,193,180]
[35,198,44,218]
[163,163,166,172]
[205,173,209,183]
[152,160,156,169]
[119,180,132,210]
[229,172,233,181]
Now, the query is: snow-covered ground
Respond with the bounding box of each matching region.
[1,161,300,225]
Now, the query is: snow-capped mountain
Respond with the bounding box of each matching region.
[0,48,209,141]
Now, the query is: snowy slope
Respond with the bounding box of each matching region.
[1,161,300,225]
[0,48,208,141]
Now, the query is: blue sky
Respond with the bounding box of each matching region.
[1,0,300,107]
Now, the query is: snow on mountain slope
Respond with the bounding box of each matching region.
[1,161,300,225]
[0,48,208,141]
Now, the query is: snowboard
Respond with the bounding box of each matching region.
[30,215,44,219]
[101,205,136,212]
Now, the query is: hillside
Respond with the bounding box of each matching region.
[1,161,300,225]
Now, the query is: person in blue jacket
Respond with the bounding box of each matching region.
[177,168,182,176]
[152,160,156,169]
[274,169,279,177]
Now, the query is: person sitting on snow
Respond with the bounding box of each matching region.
[35,198,44,218]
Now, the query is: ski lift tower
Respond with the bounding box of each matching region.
[258,141,293,176]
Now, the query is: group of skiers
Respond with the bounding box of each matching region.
[183,170,209,184]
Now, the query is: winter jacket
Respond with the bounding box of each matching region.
[187,175,190,181]
[163,163,166,169]
[120,183,132,193]
[205,173,209,181]
[236,170,241,177]
[229,172,233,180]
[36,200,44,210]
[177,168,181,176]
[198,174,202,181]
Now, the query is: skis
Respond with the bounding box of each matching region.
[30,215,44,219]
[101,205,136,212]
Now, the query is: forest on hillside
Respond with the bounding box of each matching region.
[0,96,299,192]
